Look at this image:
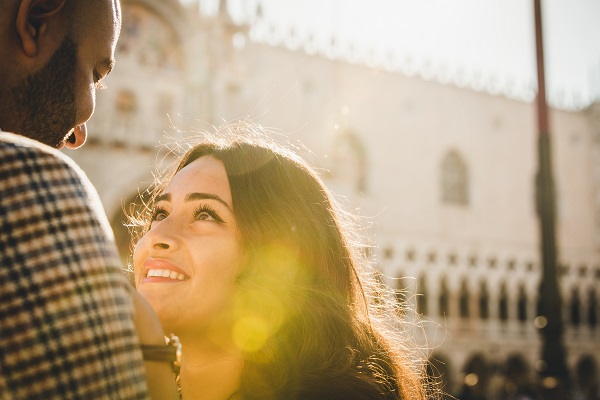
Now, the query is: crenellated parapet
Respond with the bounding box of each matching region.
[234,3,595,112]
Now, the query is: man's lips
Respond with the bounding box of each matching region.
[64,124,87,149]
[141,259,190,284]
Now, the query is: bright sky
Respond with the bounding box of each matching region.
[190,0,600,109]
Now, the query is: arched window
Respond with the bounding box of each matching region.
[504,354,531,387]
[571,288,581,327]
[441,150,469,206]
[479,281,489,319]
[331,131,367,193]
[459,279,470,319]
[499,282,509,322]
[417,274,428,316]
[589,289,598,330]
[517,285,528,323]
[462,353,490,396]
[438,277,450,317]
[576,355,598,396]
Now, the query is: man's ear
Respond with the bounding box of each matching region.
[15,0,67,57]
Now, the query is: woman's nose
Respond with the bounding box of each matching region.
[153,242,170,250]
[145,220,178,252]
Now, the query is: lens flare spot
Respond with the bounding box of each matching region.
[464,373,479,387]
[232,315,269,352]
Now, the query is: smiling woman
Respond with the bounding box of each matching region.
[129,122,433,400]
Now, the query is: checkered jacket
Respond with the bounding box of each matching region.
[0,132,149,399]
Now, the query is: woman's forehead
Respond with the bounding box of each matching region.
[165,156,233,205]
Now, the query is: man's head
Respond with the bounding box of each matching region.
[0,0,121,149]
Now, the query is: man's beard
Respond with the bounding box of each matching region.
[9,36,78,148]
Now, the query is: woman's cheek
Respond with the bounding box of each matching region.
[132,241,147,288]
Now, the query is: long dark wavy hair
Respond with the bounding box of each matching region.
[131,123,431,400]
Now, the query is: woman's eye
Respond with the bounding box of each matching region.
[151,208,168,222]
[193,206,224,223]
[195,212,214,221]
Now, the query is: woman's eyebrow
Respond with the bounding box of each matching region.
[155,193,171,203]
[185,192,232,210]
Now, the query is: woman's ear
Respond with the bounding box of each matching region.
[15,0,67,57]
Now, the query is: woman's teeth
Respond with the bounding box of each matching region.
[147,269,186,280]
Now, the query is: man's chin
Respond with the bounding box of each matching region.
[18,127,72,149]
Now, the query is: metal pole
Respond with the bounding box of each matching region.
[533,0,570,397]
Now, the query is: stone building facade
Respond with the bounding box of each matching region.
[67,0,600,397]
